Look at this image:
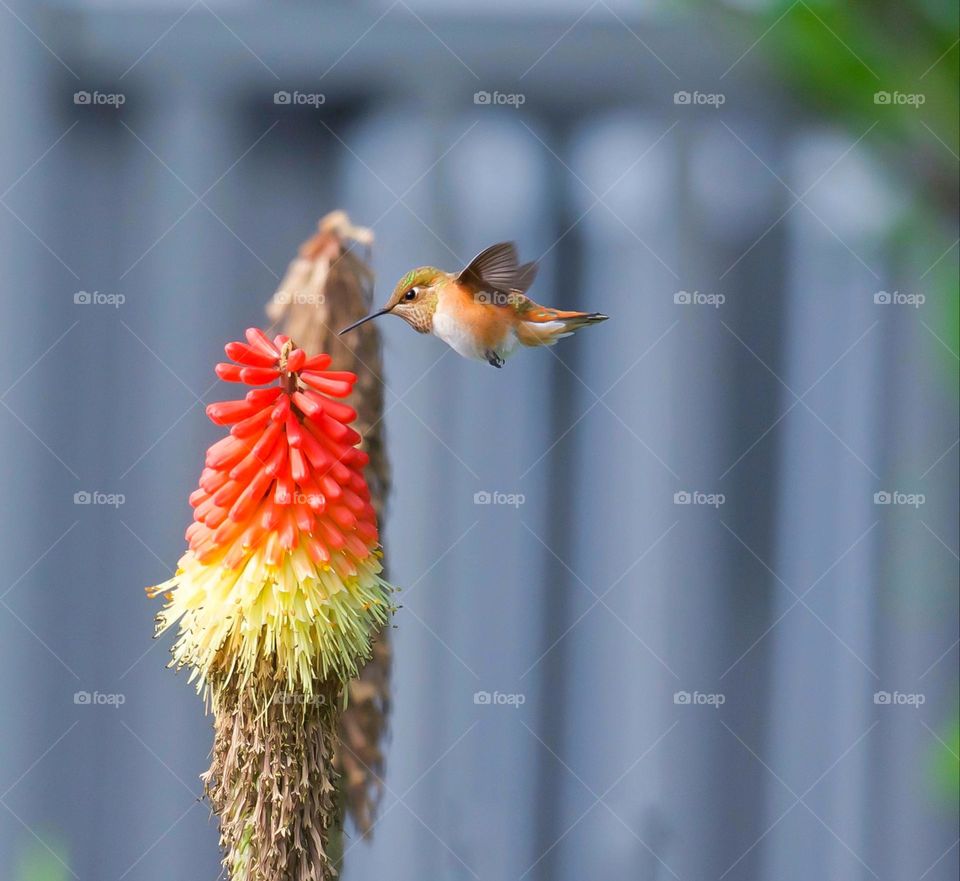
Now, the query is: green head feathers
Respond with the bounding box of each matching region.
[394,266,444,297]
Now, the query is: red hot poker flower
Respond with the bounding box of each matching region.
[150,328,392,692]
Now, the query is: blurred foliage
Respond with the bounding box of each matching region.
[15,839,69,881]
[929,709,960,802]
[712,0,959,805]
[718,0,957,206]
[715,0,959,362]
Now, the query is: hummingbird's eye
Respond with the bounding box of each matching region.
[403,287,418,301]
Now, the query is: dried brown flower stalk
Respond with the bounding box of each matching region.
[204,676,343,879]
[267,210,392,838]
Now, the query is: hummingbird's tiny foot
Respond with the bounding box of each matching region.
[485,350,504,368]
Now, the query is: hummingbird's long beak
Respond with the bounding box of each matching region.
[338,307,390,335]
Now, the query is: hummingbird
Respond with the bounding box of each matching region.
[338,242,608,367]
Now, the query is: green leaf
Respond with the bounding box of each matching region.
[15,838,70,881]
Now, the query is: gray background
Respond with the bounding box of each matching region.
[0,2,957,880]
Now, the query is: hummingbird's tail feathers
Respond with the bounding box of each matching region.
[516,309,609,347]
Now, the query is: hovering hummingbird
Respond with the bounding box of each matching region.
[339,242,608,367]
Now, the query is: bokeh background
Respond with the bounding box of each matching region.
[1,2,957,879]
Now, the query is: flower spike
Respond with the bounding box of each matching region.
[149,330,393,696]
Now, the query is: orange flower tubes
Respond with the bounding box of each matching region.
[150,328,393,697]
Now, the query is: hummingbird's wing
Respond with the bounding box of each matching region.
[514,261,538,293]
[458,242,524,293]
